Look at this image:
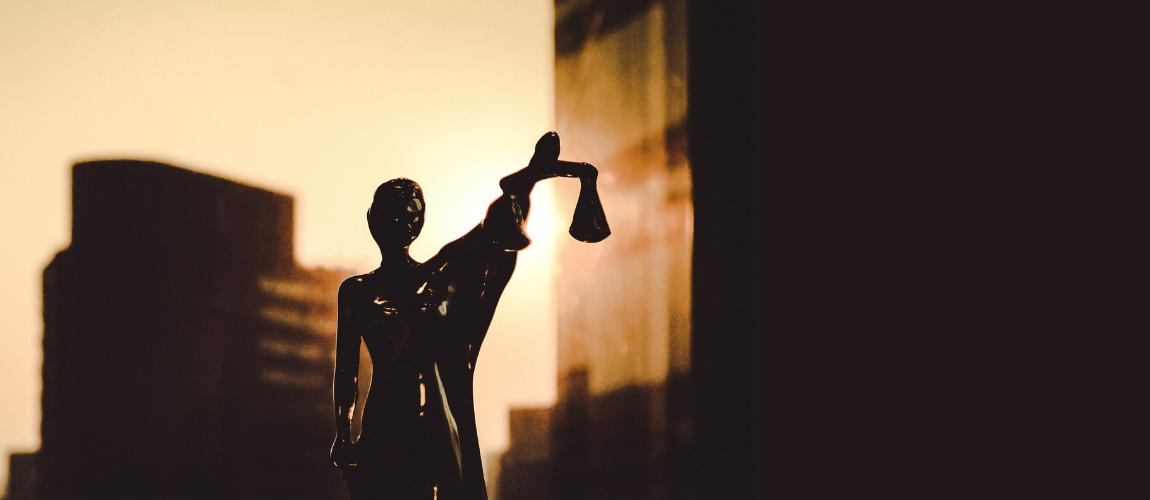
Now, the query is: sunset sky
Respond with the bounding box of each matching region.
[0,0,563,489]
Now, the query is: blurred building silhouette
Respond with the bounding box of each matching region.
[3,451,36,500]
[37,161,355,499]
[499,0,752,499]
[496,407,553,500]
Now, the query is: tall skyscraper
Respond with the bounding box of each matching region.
[502,1,692,499]
[39,160,356,499]
[499,1,752,498]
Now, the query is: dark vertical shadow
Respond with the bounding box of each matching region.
[687,0,755,498]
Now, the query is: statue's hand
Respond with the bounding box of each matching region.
[330,435,358,469]
[528,131,561,168]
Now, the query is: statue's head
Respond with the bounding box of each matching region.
[367,178,425,249]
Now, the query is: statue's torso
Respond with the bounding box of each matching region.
[344,270,455,454]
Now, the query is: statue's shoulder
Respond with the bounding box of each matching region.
[338,272,380,298]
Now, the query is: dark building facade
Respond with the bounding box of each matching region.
[3,451,36,500]
[38,160,355,499]
[498,0,752,498]
[496,407,553,500]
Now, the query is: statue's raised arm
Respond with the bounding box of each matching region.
[486,131,610,249]
[424,131,610,272]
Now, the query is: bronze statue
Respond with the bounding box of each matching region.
[331,132,609,500]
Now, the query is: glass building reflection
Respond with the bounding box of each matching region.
[496,1,693,499]
[496,1,751,499]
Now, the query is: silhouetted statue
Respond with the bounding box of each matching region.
[331,132,609,500]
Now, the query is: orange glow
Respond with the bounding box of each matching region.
[0,0,557,490]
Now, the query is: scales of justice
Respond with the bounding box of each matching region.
[330,132,610,500]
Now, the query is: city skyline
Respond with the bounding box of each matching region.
[2,1,753,498]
